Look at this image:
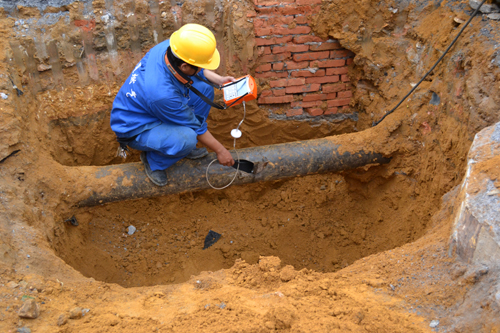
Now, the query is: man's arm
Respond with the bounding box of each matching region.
[197,130,234,167]
[203,69,235,86]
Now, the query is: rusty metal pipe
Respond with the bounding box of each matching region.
[76,137,390,207]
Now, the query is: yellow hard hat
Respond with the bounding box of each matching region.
[170,24,220,70]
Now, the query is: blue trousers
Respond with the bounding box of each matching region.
[128,78,214,171]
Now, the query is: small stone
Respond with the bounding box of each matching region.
[17,327,31,333]
[17,299,40,319]
[0,93,8,100]
[7,281,19,289]
[69,307,83,319]
[127,225,136,235]
[37,64,52,72]
[454,17,465,24]
[487,13,500,20]
[430,320,439,328]
[57,314,67,326]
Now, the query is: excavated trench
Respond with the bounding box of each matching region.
[47,105,433,288]
[7,0,483,289]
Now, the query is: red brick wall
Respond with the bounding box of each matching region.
[249,0,354,117]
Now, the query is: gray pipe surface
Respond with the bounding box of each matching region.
[77,137,390,207]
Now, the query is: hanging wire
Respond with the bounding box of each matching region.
[206,101,247,190]
[372,0,487,127]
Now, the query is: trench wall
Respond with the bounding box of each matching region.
[249,0,355,117]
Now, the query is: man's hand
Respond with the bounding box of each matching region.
[197,130,235,167]
[216,147,235,167]
[204,70,236,86]
[218,76,236,85]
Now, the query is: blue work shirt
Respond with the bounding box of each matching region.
[110,39,209,139]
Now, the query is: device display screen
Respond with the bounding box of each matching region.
[223,77,250,101]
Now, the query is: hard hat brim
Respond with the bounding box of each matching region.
[200,48,220,70]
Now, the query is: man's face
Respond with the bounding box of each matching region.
[179,63,201,76]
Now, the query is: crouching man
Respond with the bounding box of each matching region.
[110,23,235,186]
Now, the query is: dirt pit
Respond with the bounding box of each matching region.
[54,171,430,287]
[1,0,500,332]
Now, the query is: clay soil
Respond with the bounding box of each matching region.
[1,0,500,332]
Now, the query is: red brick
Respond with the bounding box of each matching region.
[255,27,273,36]
[255,36,293,46]
[309,42,342,51]
[322,83,345,93]
[326,67,348,75]
[254,16,293,27]
[259,46,272,55]
[291,69,326,77]
[260,52,291,63]
[273,89,286,96]
[297,0,322,5]
[306,108,324,116]
[286,108,303,117]
[273,44,307,54]
[341,106,350,112]
[326,93,337,99]
[330,50,354,58]
[246,12,257,18]
[260,90,273,97]
[258,95,294,104]
[272,45,286,54]
[293,51,330,62]
[253,18,267,28]
[312,59,346,68]
[327,98,351,107]
[324,107,338,115]
[255,64,272,72]
[291,100,321,108]
[293,35,324,43]
[285,84,321,94]
[285,61,309,70]
[273,63,284,70]
[341,74,350,82]
[279,5,319,15]
[306,76,339,84]
[255,71,288,78]
[273,26,311,35]
[286,44,309,53]
[303,93,327,102]
[270,78,305,88]
[337,90,352,98]
[346,58,354,65]
[255,6,277,15]
[295,15,308,24]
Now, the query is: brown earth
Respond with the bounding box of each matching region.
[0,0,500,332]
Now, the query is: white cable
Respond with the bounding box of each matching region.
[206,101,246,190]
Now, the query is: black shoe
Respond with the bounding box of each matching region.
[186,147,208,160]
[140,152,168,186]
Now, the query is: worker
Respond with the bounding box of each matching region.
[110,24,235,186]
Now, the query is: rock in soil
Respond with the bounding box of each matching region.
[57,313,68,326]
[17,299,40,319]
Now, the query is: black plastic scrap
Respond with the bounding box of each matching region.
[65,216,79,226]
[203,230,221,249]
